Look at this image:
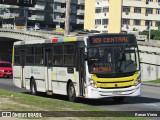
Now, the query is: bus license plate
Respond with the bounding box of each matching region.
[113,91,122,95]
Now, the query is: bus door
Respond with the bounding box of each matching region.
[77,46,86,96]
[20,49,25,88]
[45,48,52,91]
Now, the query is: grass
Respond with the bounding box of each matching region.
[148,78,160,84]
[143,78,160,84]
[0,89,148,120]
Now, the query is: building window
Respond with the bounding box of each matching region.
[145,20,152,26]
[122,19,130,25]
[102,19,108,25]
[146,8,153,14]
[134,19,140,25]
[134,7,141,13]
[123,6,130,13]
[156,9,160,14]
[103,7,109,13]
[95,19,101,25]
[95,7,102,13]
[155,21,160,27]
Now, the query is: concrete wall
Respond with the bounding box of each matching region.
[140,53,160,81]
[139,44,160,81]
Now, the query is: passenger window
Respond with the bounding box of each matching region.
[35,47,44,65]
[14,47,20,65]
[26,47,34,65]
[52,45,63,65]
[64,45,75,66]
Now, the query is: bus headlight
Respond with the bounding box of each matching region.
[0,70,4,72]
[89,78,97,88]
[134,71,141,86]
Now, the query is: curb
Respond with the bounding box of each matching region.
[142,83,160,87]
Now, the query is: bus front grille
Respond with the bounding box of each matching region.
[96,79,135,89]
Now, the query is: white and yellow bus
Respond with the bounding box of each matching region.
[12,33,141,102]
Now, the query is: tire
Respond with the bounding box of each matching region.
[30,79,37,95]
[113,97,125,103]
[67,82,76,102]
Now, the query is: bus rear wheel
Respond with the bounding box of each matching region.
[68,82,76,102]
[30,79,37,95]
[113,97,125,103]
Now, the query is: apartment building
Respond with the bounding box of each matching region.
[53,0,84,30]
[0,0,84,30]
[84,0,160,33]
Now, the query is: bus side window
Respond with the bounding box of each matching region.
[35,46,44,65]
[53,55,63,65]
[64,44,75,66]
[26,47,34,65]
[40,56,44,65]
[14,47,20,65]
[52,45,63,66]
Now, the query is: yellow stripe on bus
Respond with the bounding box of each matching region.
[92,72,138,88]
[15,26,26,29]
[12,46,14,66]
[96,81,135,88]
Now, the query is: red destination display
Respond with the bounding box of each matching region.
[88,34,136,46]
[91,37,128,44]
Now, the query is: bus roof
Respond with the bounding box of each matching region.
[14,36,85,45]
[13,33,136,46]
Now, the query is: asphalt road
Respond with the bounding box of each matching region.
[0,78,27,93]
[0,78,160,117]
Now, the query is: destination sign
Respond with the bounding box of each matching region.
[88,34,136,46]
[93,66,112,73]
[92,37,128,44]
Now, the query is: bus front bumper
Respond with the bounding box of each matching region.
[86,83,141,99]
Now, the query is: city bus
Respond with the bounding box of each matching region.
[12,33,141,102]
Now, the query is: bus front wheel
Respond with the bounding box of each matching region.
[30,79,37,95]
[67,82,76,102]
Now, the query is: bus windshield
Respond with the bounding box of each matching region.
[87,46,140,74]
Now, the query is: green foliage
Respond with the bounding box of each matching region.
[139,30,148,36]
[150,78,160,83]
[144,78,160,85]
[154,36,160,40]
[140,30,160,40]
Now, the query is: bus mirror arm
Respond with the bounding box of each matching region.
[84,53,88,61]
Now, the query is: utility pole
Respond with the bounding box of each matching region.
[148,21,151,42]
[64,0,70,36]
